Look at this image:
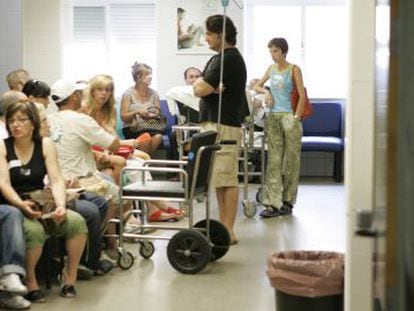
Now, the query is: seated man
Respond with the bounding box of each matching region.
[165,67,202,164]
[73,191,112,277]
[0,204,31,310]
[47,79,127,257]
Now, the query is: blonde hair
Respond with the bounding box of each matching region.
[85,74,116,130]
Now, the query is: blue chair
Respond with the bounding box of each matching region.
[159,99,177,150]
[301,102,344,182]
[115,99,176,150]
[115,100,125,139]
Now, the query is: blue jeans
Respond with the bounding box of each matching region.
[0,205,26,278]
[74,192,108,270]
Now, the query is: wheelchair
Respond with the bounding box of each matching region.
[115,131,231,274]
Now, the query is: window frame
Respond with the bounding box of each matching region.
[244,0,348,99]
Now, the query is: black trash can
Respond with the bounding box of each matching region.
[267,251,344,311]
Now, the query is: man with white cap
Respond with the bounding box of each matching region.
[47,79,122,259]
[48,79,120,179]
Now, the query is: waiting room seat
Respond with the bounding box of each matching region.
[301,102,344,182]
[159,99,177,150]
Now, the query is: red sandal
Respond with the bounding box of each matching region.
[166,207,185,219]
[148,210,176,222]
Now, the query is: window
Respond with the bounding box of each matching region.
[64,1,156,97]
[245,0,349,99]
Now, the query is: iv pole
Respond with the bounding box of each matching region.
[216,0,230,135]
[217,0,243,136]
[217,0,243,132]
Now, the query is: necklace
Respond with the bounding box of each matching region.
[135,87,147,97]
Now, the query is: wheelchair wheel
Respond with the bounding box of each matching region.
[194,219,230,262]
[242,200,257,218]
[118,251,134,270]
[139,241,155,259]
[167,229,211,274]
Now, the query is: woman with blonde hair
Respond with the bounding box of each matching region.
[81,74,147,184]
[82,74,183,222]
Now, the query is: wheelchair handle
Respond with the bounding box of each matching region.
[218,139,237,145]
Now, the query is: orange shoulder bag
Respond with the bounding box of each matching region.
[290,65,313,119]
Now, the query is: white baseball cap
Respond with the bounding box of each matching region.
[51,79,86,104]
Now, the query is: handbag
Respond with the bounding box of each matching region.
[22,188,77,230]
[77,173,109,197]
[130,106,167,133]
[290,65,313,119]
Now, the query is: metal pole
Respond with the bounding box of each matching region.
[217,1,229,136]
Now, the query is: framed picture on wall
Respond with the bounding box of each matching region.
[176,0,219,54]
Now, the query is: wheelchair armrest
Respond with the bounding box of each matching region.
[218,139,237,145]
[121,166,188,185]
[204,144,221,152]
[172,124,201,132]
[142,159,187,167]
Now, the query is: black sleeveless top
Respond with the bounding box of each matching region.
[4,137,47,193]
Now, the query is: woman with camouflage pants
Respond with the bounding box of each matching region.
[254,38,306,218]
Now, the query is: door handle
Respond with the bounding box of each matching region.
[355,209,377,237]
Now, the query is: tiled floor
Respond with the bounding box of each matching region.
[29,178,345,311]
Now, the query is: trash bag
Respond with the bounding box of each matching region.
[267,251,344,298]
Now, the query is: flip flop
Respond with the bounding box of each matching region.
[166,207,186,219]
[148,210,177,222]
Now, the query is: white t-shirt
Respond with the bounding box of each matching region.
[0,120,8,139]
[48,110,115,178]
[165,85,200,115]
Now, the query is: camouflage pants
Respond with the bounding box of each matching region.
[262,113,302,208]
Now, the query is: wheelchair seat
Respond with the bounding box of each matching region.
[122,130,219,201]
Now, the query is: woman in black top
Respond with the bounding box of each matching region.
[193,15,248,244]
[0,101,87,300]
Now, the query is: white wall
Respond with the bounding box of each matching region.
[156,1,244,98]
[23,0,70,86]
[345,0,376,310]
[0,0,23,93]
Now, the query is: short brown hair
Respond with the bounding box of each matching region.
[267,38,289,55]
[5,100,41,140]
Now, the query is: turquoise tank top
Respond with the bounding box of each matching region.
[269,64,293,113]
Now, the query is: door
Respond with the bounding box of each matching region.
[370,0,414,309]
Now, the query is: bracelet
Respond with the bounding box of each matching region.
[294,115,300,120]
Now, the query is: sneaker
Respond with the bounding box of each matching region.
[0,274,27,295]
[0,294,31,310]
[93,259,113,276]
[260,207,281,218]
[24,290,46,303]
[77,265,93,280]
[60,284,77,298]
